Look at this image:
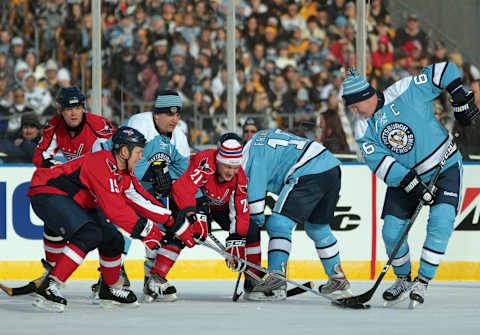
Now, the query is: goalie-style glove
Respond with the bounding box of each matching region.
[400,169,436,205]
[151,161,172,197]
[450,89,480,126]
[225,233,247,272]
[131,217,165,250]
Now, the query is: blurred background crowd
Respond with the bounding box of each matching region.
[0,0,479,163]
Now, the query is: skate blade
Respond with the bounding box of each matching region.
[243,290,286,302]
[90,292,100,305]
[32,296,65,313]
[141,294,157,304]
[383,291,410,307]
[408,299,422,309]
[156,293,177,302]
[100,300,139,309]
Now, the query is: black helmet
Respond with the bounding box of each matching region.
[112,126,147,152]
[217,132,242,148]
[56,86,86,110]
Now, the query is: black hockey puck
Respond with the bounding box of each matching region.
[331,300,370,309]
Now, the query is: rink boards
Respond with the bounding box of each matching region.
[1,163,479,280]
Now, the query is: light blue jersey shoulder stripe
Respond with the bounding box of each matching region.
[383,76,412,105]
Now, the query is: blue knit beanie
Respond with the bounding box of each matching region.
[342,68,376,106]
[152,89,182,114]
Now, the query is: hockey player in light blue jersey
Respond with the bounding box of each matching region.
[241,128,353,301]
[343,63,479,308]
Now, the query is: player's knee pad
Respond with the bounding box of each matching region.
[101,229,125,258]
[382,215,409,246]
[43,226,65,244]
[69,222,103,254]
[305,222,334,242]
[266,213,296,239]
[426,203,455,246]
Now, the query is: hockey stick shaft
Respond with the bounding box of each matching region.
[339,140,456,306]
[207,233,244,301]
[199,239,336,302]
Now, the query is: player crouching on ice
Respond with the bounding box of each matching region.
[140,133,253,303]
[26,127,199,312]
[343,63,478,308]
[241,129,353,301]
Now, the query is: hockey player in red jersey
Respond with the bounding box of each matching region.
[33,86,115,167]
[31,86,118,290]
[27,127,199,312]
[141,133,254,302]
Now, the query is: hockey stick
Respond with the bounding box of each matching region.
[207,234,313,300]
[0,280,41,296]
[207,233,244,301]
[199,239,368,308]
[0,259,53,296]
[337,141,456,308]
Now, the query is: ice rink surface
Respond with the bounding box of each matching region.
[1,279,479,335]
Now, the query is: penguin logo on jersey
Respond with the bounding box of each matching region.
[381,122,415,154]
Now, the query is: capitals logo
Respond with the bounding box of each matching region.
[97,120,114,136]
[381,122,415,154]
[198,157,214,175]
[455,188,480,231]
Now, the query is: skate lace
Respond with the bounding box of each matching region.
[48,280,64,298]
[411,280,427,296]
[387,277,410,296]
[149,276,169,292]
[110,287,130,299]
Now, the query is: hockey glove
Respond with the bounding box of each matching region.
[131,217,165,250]
[450,90,480,126]
[400,169,436,205]
[225,233,247,272]
[167,209,197,248]
[151,161,172,197]
[191,212,209,242]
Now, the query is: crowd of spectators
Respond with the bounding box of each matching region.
[0,0,479,163]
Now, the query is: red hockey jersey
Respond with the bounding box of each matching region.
[28,150,171,235]
[172,149,249,236]
[33,113,115,167]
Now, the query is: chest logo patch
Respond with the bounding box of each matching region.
[381,122,415,154]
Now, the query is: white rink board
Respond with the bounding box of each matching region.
[0,164,479,262]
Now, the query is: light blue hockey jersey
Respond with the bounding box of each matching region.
[134,134,189,187]
[355,62,462,187]
[241,128,340,226]
[100,134,189,190]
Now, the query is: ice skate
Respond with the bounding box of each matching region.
[409,276,428,309]
[319,264,353,299]
[382,274,412,307]
[32,276,67,313]
[244,270,287,301]
[243,273,263,301]
[141,273,177,303]
[90,274,102,305]
[98,279,138,309]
